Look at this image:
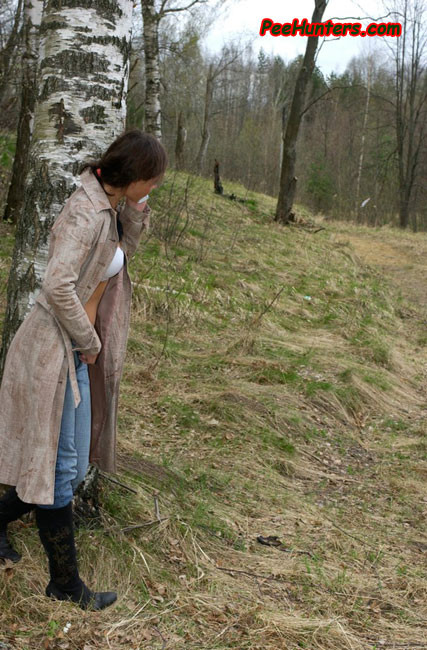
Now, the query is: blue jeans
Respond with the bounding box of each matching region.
[37,347,91,509]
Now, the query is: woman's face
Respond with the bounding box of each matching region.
[124,175,163,203]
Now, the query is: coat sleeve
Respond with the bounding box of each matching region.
[118,200,151,260]
[41,204,103,356]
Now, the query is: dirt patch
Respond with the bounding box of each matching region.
[335,233,427,316]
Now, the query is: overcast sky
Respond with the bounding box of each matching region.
[203,0,393,75]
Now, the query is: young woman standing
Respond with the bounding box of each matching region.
[0,129,167,610]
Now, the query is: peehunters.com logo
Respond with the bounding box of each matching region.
[259,18,402,38]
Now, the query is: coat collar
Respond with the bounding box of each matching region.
[79,167,117,215]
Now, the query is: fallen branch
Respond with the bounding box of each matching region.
[216,565,293,585]
[99,472,137,494]
[102,517,170,535]
[121,517,170,533]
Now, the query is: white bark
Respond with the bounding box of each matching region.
[30,0,45,113]
[141,0,162,138]
[0,0,135,370]
[355,60,372,223]
[3,0,43,224]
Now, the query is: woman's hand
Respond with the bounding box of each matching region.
[79,352,98,364]
[126,197,147,212]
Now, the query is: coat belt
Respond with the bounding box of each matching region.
[34,293,81,408]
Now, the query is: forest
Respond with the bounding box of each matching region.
[0,0,426,232]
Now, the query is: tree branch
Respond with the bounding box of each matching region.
[160,0,209,18]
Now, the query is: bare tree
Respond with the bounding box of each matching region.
[141,0,219,140]
[275,0,328,224]
[3,0,43,224]
[160,17,205,168]
[385,0,427,228]
[0,0,23,104]
[195,44,244,175]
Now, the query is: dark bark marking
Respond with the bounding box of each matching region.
[40,76,70,102]
[40,20,68,34]
[41,50,110,75]
[49,98,81,141]
[78,34,129,56]
[48,0,123,20]
[80,104,107,124]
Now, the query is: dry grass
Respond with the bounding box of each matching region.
[0,172,426,649]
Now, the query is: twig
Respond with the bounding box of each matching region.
[364,639,427,649]
[216,565,292,585]
[323,515,386,553]
[152,625,167,649]
[212,622,237,641]
[99,473,138,494]
[147,312,171,373]
[274,546,314,558]
[154,491,161,521]
[301,226,326,233]
[105,600,151,641]
[298,448,363,483]
[120,517,169,533]
[249,286,286,329]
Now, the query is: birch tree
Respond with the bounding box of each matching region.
[0,0,136,374]
[355,57,373,224]
[0,0,24,104]
[3,0,43,224]
[141,0,211,140]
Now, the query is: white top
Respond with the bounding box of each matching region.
[101,245,124,281]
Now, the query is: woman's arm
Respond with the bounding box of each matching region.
[118,198,151,260]
[41,205,103,356]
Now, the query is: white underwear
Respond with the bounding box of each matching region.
[101,245,124,281]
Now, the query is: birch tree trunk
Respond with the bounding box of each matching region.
[0,0,24,103]
[141,0,215,141]
[275,0,328,224]
[195,63,213,174]
[141,0,161,138]
[0,0,135,375]
[3,0,43,224]
[355,60,372,224]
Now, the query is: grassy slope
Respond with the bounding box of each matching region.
[0,170,426,650]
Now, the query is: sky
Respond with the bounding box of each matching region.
[203,0,392,75]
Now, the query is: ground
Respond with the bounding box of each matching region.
[1,176,426,649]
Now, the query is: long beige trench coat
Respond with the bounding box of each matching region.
[0,168,150,504]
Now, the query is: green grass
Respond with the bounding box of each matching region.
[0,133,15,170]
[0,165,426,649]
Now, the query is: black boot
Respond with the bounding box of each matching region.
[0,487,35,563]
[35,502,117,611]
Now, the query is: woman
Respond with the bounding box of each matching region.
[0,129,168,610]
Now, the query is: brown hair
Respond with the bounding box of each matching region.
[80,129,168,196]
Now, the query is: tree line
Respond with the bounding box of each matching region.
[1,0,425,235]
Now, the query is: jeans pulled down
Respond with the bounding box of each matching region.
[37,346,91,509]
